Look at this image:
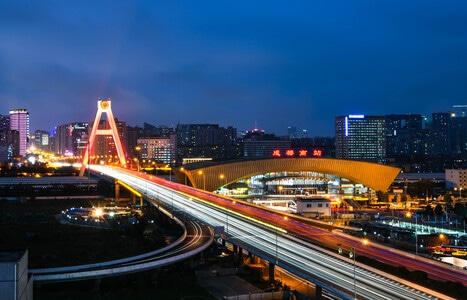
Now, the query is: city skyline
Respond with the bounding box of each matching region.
[1,1,467,136]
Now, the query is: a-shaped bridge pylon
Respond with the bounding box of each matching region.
[80,99,127,177]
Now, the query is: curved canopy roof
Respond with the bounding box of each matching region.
[175,157,401,192]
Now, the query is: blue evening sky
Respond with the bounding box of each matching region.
[1,1,466,137]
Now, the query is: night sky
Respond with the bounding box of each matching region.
[1,1,467,137]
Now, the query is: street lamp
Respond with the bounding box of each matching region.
[219,174,227,193]
[406,211,418,255]
[133,158,140,172]
[219,174,227,186]
[274,216,288,265]
[439,233,445,245]
[135,146,141,172]
[180,167,187,185]
[340,238,369,300]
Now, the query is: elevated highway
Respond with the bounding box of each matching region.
[91,165,459,300]
[30,201,213,282]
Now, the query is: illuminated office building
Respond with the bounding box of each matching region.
[34,130,52,152]
[445,169,467,191]
[335,115,386,163]
[176,124,237,162]
[0,114,10,130]
[385,114,424,157]
[137,135,177,164]
[55,122,89,156]
[9,109,29,156]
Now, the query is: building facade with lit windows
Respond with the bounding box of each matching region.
[0,114,10,130]
[335,115,386,163]
[9,109,29,157]
[243,140,291,157]
[294,196,332,217]
[137,135,177,165]
[445,169,467,193]
[55,122,89,156]
[0,129,18,162]
[385,114,425,157]
[34,130,52,152]
[176,124,237,162]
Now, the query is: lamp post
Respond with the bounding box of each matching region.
[439,233,445,246]
[341,239,368,300]
[180,167,187,185]
[135,146,141,172]
[134,158,140,172]
[406,211,418,255]
[274,216,288,265]
[219,174,227,186]
[219,174,227,193]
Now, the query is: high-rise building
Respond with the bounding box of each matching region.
[450,114,467,156]
[335,115,386,163]
[430,112,451,156]
[0,114,10,130]
[176,124,237,162]
[34,130,51,152]
[445,169,467,191]
[0,129,18,162]
[287,126,297,139]
[9,109,29,156]
[385,114,424,157]
[240,128,291,158]
[54,122,89,156]
[137,135,177,165]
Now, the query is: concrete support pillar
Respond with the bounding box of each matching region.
[115,180,120,201]
[315,285,322,300]
[237,247,243,265]
[268,263,275,283]
[233,244,238,254]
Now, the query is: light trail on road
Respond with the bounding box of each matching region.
[92,165,458,299]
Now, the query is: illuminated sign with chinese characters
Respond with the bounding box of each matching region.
[272,149,322,157]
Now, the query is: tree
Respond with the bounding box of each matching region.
[454,203,467,221]
[434,204,444,221]
[414,179,435,199]
[401,193,408,208]
[424,204,434,217]
[443,193,453,205]
[376,190,388,202]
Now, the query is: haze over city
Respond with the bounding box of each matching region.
[1,1,467,136]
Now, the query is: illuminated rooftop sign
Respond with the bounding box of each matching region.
[272,149,322,157]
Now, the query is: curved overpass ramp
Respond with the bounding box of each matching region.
[30,203,213,282]
[175,157,401,192]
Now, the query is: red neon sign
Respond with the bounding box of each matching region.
[313,149,322,157]
[272,150,281,157]
[271,149,322,157]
